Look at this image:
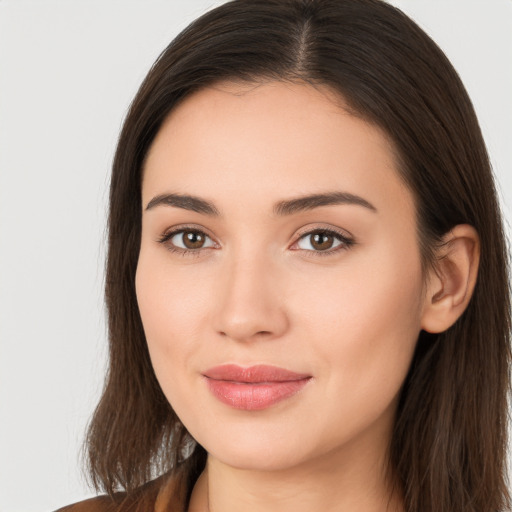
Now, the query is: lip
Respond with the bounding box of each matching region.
[202,364,312,411]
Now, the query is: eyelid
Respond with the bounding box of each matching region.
[293,224,354,242]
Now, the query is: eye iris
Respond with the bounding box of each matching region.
[311,232,334,251]
[183,231,205,249]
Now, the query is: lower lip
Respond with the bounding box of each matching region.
[205,377,311,410]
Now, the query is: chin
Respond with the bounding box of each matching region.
[210,445,309,472]
[192,423,320,472]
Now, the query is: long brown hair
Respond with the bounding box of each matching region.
[86,1,511,510]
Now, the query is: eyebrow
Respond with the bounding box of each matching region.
[145,193,220,215]
[273,191,377,216]
[145,191,377,216]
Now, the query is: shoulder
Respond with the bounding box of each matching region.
[53,471,176,512]
[53,495,123,512]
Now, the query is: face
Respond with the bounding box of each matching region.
[136,81,428,472]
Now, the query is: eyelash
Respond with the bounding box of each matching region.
[157,225,355,258]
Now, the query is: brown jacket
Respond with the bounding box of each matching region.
[54,470,189,512]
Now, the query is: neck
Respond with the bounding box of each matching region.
[187,435,403,512]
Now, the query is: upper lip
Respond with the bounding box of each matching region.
[203,364,311,383]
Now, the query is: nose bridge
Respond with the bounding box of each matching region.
[213,247,289,342]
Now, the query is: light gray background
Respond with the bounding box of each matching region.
[0,1,511,511]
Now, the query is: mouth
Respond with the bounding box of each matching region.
[202,364,312,411]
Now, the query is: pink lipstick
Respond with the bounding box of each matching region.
[203,364,311,410]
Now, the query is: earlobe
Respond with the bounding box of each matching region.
[421,224,480,334]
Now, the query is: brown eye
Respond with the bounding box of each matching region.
[180,230,206,249]
[295,229,353,254]
[310,232,335,251]
[161,228,216,253]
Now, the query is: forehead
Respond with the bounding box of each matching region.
[142,81,413,220]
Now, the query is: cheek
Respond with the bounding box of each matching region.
[135,252,210,383]
[294,244,424,404]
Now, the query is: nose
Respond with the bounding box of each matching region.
[212,253,289,343]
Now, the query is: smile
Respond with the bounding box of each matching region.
[202,364,312,411]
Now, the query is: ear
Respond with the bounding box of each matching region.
[421,224,480,333]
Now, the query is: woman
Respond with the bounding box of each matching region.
[57,0,511,511]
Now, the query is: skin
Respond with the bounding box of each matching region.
[136,81,479,512]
